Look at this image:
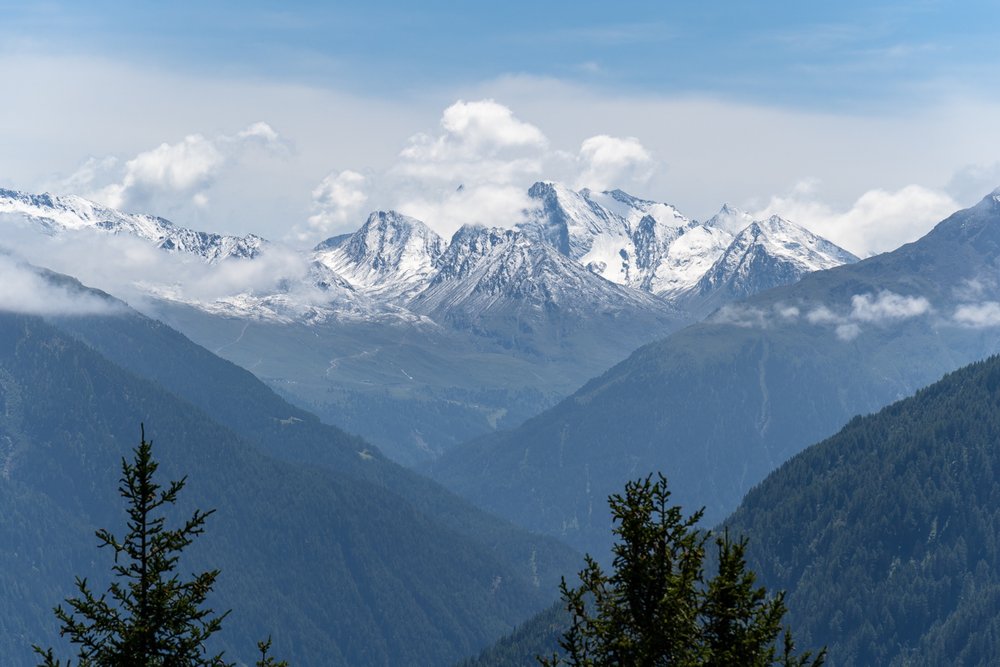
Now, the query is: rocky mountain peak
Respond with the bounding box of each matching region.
[341,210,444,269]
[312,210,444,298]
[0,187,266,262]
[695,212,858,300]
[705,204,756,235]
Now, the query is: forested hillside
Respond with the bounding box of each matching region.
[430,191,1000,557]
[727,355,1000,665]
[458,353,1000,666]
[0,302,578,665]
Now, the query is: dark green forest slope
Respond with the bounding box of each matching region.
[458,353,1000,666]
[48,304,577,585]
[725,354,1000,666]
[430,190,1000,557]
[0,302,577,665]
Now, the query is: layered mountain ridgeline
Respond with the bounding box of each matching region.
[0,187,266,261]
[429,190,1000,557]
[0,184,855,465]
[458,353,1000,667]
[520,182,856,310]
[0,271,580,665]
[724,355,1000,666]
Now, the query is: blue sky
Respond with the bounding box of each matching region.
[6,0,997,107]
[2,1,1000,254]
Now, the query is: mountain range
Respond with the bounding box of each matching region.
[0,183,856,465]
[428,189,1000,556]
[0,263,581,665]
[460,352,1000,667]
[727,353,1000,665]
[8,180,1000,665]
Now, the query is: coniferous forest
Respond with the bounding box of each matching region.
[463,355,1000,666]
[728,356,1000,665]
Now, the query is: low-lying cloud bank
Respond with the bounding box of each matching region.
[713,284,1000,342]
[0,252,123,316]
[713,290,935,341]
[953,302,1000,327]
[0,213,324,318]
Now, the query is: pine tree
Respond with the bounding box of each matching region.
[34,426,231,667]
[539,474,825,666]
[255,638,289,667]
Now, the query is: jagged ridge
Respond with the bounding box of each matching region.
[0,188,265,262]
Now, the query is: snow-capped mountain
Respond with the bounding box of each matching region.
[0,184,860,465]
[695,215,860,301]
[522,181,635,263]
[522,181,701,291]
[705,203,756,234]
[0,184,857,326]
[520,182,858,307]
[0,188,265,262]
[631,217,733,297]
[413,224,671,321]
[313,210,445,300]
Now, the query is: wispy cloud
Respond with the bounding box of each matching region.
[947,161,1000,205]
[301,170,369,241]
[0,214,316,317]
[850,291,932,322]
[804,290,932,340]
[55,122,287,216]
[953,302,1000,327]
[574,135,653,191]
[300,99,660,239]
[511,22,675,47]
[0,252,122,316]
[754,181,959,256]
[714,290,933,341]
[709,302,802,329]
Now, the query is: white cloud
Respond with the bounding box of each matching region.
[947,162,1000,205]
[0,215,313,316]
[803,290,932,340]
[953,278,990,301]
[707,290,933,339]
[806,305,840,324]
[299,170,369,241]
[710,304,768,328]
[373,100,553,236]
[96,133,225,209]
[7,55,996,250]
[397,183,534,234]
[754,182,959,256]
[0,252,122,316]
[55,156,119,195]
[340,100,661,238]
[59,122,285,218]
[237,121,282,144]
[835,323,861,341]
[953,302,1000,327]
[777,305,800,320]
[11,51,1000,254]
[709,302,803,328]
[400,99,547,165]
[395,99,548,188]
[575,135,653,191]
[850,291,932,322]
